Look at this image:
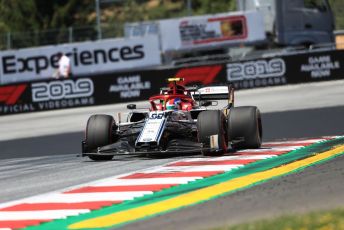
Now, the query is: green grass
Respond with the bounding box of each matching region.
[212,208,344,230]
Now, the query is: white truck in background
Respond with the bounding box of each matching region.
[237,0,335,47]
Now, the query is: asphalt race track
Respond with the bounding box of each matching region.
[0,80,343,229]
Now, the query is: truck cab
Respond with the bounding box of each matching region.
[237,0,335,46]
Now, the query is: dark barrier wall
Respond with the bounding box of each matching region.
[0,64,226,115]
[0,49,343,115]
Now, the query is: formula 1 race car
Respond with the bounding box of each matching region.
[82,78,262,161]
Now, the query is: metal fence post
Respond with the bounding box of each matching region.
[7,32,11,50]
[69,27,73,43]
[96,0,102,40]
[187,0,192,16]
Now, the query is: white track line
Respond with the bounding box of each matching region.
[0,210,90,220]
[263,139,327,145]
[93,177,201,186]
[239,146,302,152]
[182,154,276,162]
[143,165,242,173]
[26,192,152,203]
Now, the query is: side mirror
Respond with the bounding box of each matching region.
[318,5,327,12]
[200,101,212,107]
[127,104,136,110]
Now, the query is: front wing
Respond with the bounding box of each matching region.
[81,139,227,157]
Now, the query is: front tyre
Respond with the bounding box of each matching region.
[85,114,115,161]
[197,110,228,156]
[228,106,262,149]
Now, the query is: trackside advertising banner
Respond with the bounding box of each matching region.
[283,50,343,83]
[159,10,266,52]
[0,36,161,85]
[0,64,226,115]
[227,57,288,89]
[1,49,343,115]
[226,50,344,89]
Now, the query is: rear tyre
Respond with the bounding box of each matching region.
[228,106,262,149]
[197,110,228,156]
[85,114,115,161]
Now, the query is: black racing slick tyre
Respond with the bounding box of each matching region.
[197,110,228,156]
[228,106,262,149]
[85,114,115,161]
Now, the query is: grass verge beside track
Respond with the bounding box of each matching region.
[214,208,344,230]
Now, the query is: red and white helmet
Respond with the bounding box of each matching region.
[166,98,181,110]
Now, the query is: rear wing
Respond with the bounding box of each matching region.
[192,85,232,99]
[158,78,234,107]
[193,85,234,108]
[159,86,198,95]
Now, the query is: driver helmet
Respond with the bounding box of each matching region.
[166,98,181,110]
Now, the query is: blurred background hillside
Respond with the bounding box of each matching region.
[0,0,343,49]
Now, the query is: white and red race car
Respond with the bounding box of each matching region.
[82,78,262,161]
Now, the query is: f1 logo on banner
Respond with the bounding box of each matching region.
[0,84,27,105]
